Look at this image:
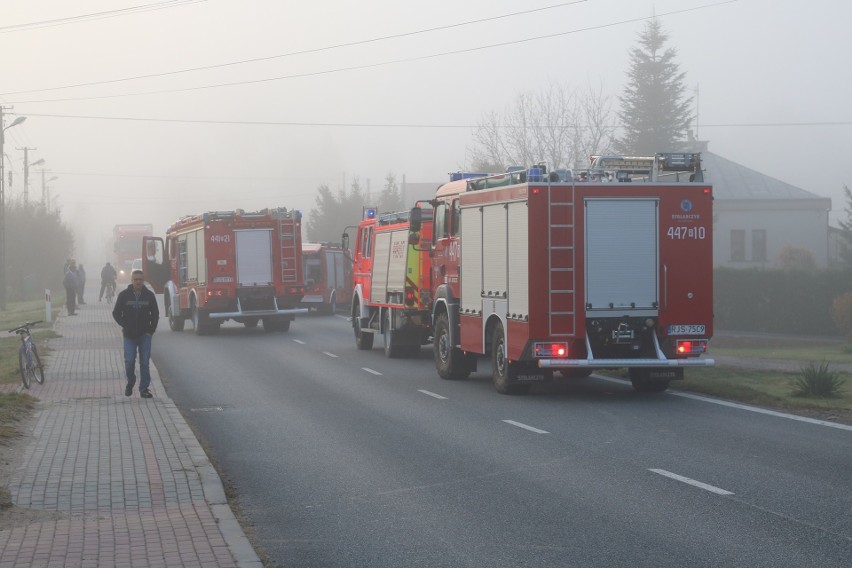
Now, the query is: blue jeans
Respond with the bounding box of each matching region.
[124,334,153,391]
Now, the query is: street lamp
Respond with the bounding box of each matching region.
[0,112,27,310]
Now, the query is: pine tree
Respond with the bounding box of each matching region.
[615,19,692,155]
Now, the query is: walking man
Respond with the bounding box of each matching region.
[112,270,159,398]
[63,260,78,316]
[77,264,87,305]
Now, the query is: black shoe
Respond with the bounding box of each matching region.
[125,383,133,397]
[140,389,153,399]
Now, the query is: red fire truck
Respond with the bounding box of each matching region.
[142,208,306,335]
[409,154,715,394]
[301,242,350,314]
[346,206,434,357]
[113,224,153,283]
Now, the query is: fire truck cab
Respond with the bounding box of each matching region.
[346,206,433,358]
[411,154,715,394]
[142,208,306,335]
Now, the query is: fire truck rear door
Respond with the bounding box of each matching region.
[584,198,659,315]
[235,229,273,286]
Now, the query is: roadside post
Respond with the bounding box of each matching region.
[45,289,51,322]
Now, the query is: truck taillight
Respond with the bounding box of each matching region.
[676,340,707,355]
[534,342,568,358]
[405,287,417,306]
[207,289,225,297]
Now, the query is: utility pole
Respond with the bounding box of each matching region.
[17,146,37,204]
[0,107,27,310]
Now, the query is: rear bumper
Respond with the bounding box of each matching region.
[207,297,308,319]
[538,357,715,369]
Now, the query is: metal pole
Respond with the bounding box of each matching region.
[0,107,7,310]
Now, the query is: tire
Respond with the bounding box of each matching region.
[319,292,334,316]
[353,302,374,350]
[383,310,402,358]
[192,299,214,336]
[629,368,670,393]
[277,318,291,333]
[243,318,259,329]
[19,350,30,389]
[30,347,45,384]
[491,321,530,394]
[434,312,471,380]
[167,295,185,332]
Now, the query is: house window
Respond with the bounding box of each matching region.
[731,230,745,261]
[752,229,767,262]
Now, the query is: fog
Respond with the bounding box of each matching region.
[1,0,849,265]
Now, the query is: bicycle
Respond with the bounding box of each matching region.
[9,321,45,389]
[105,280,116,303]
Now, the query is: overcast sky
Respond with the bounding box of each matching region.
[1,0,849,263]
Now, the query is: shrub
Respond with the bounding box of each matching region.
[831,292,852,341]
[776,245,817,270]
[791,361,846,397]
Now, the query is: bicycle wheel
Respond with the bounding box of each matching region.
[19,350,31,389]
[30,346,45,384]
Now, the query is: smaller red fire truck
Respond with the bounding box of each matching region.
[142,208,306,335]
[345,206,433,357]
[113,224,153,283]
[301,242,350,314]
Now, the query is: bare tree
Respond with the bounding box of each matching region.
[469,80,616,171]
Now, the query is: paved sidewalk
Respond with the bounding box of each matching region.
[0,296,262,567]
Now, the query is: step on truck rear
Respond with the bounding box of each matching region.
[412,154,715,394]
[143,208,306,335]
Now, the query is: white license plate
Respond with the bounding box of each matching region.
[668,324,705,335]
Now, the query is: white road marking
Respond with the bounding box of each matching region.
[362,367,382,376]
[418,390,447,400]
[650,469,734,496]
[322,351,338,358]
[502,420,549,434]
[671,392,852,432]
[292,339,306,345]
[596,376,852,432]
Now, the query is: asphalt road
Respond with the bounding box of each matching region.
[153,312,852,568]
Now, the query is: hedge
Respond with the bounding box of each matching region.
[713,267,852,336]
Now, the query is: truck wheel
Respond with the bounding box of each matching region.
[434,312,471,380]
[491,321,530,394]
[192,299,212,336]
[319,293,334,316]
[243,318,259,329]
[629,368,670,393]
[353,302,374,350]
[383,310,402,358]
[167,294,185,332]
[277,318,291,333]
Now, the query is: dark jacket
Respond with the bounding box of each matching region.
[101,264,117,282]
[112,285,159,338]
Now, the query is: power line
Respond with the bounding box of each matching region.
[19,112,852,129]
[1,1,587,96]
[0,1,206,34]
[6,0,738,104]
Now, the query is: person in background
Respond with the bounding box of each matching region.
[112,269,159,398]
[63,260,78,316]
[76,264,87,305]
[99,262,118,302]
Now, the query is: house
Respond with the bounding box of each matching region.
[400,149,833,269]
[701,151,831,268]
